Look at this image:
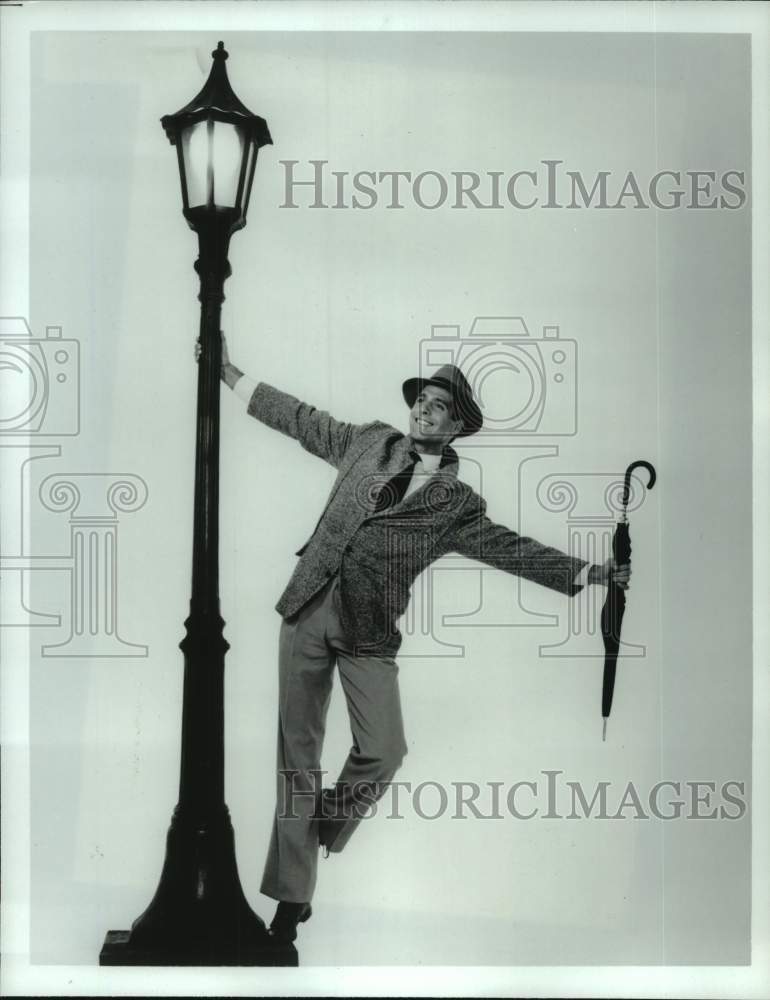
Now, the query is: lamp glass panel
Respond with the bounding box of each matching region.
[180,119,247,210]
[180,120,209,208]
[211,121,246,209]
[242,140,258,216]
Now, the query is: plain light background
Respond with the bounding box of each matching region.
[22,28,751,966]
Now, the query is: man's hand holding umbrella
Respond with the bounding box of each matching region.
[588,557,632,591]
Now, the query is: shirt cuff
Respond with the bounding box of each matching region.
[233,373,258,404]
[574,563,592,588]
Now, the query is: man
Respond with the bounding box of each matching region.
[201,335,630,944]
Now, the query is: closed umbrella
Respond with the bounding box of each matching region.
[601,459,657,740]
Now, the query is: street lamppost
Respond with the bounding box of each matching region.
[100,41,289,966]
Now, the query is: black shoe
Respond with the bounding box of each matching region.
[268,901,312,944]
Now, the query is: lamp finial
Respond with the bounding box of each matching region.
[213,41,228,61]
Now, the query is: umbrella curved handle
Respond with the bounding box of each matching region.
[621,459,657,514]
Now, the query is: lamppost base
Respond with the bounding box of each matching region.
[98,804,300,967]
[99,929,297,967]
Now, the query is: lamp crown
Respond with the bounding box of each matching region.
[160,40,272,149]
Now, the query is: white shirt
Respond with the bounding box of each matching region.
[402,450,442,500]
[232,374,592,588]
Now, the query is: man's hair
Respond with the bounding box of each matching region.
[449,398,463,443]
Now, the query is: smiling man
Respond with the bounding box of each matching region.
[204,335,629,945]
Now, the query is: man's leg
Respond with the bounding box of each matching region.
[260,592,335,905]
[320,643,409,854]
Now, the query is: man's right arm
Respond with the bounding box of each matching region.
[223,360,247,392]
[219,347,365,469]
[225,363,257,404]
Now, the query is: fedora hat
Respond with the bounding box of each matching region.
[402,364,483,438]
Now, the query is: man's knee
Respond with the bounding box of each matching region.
[378,739,408,781]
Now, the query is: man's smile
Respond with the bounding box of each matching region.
[407,385,464,449]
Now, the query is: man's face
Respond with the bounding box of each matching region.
[409,384,463,449]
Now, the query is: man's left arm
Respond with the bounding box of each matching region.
[449,497,626,596]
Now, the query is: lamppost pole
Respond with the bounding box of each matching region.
[100,42,293,967]
[179,220,231,816]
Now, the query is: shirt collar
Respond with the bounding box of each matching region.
[416,451,442,472]
[404,435,459,474]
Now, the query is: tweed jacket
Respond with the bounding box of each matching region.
[247,381,588,657]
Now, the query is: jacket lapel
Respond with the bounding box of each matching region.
[369,437,460,518]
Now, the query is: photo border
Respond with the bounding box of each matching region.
[1,2,767,996]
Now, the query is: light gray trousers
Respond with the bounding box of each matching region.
[260,573,408,904]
